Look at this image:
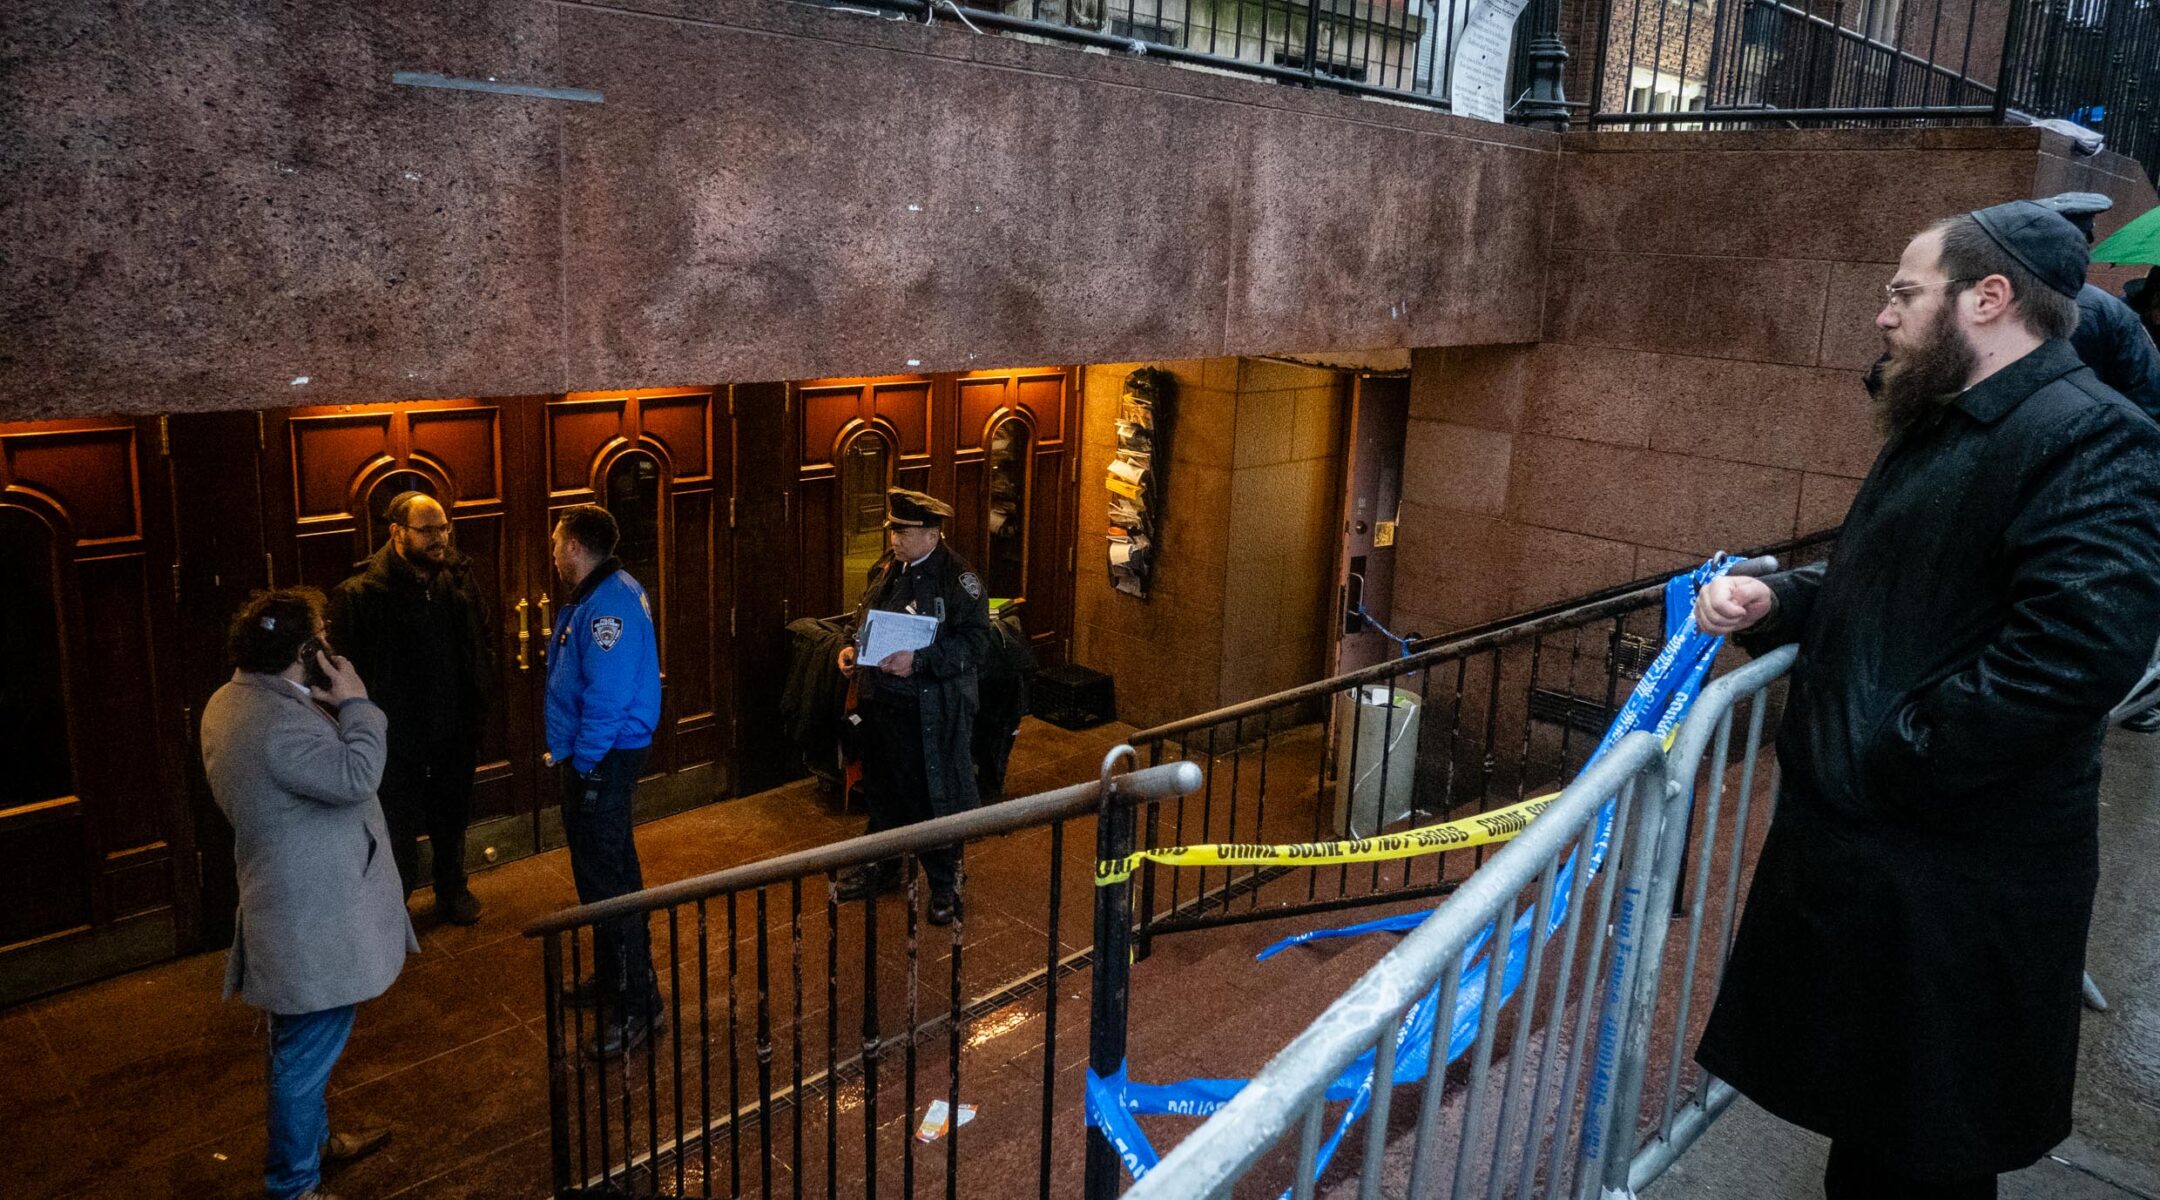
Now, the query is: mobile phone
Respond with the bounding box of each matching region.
[298,636,334,691]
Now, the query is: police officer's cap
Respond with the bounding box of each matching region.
[884,488,954,529]
[1968,200,2088,300]
[2034,191,2114,244]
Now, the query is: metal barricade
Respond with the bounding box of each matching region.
[1120,646,1797,1199]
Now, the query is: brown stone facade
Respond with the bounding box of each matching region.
[1,0,1548,422]
[1390,127,2160,636]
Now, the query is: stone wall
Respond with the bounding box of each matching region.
[2,0,1550,421]
[1392,128,2160,637]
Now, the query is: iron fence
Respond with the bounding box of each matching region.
[1583,0,2160,177]
[822,0,1513,111]
[1119,643,1798,1199]
[523,755,1202,1199]
[1120,529,1832,958]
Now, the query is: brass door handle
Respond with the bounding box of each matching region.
[515,597,530,671]
[539,592,552,643]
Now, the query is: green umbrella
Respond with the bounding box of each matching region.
[2092,205,2160,266]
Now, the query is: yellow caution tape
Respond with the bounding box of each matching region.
[1095,729,1682,886]
[1093,791,1557,886]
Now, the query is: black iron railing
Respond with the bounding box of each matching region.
[822,0,1524,111]
[526,532,1834,1198]
[1120,529,1834,957]
[523,758,1201,1199]
[1583,0,2160,177]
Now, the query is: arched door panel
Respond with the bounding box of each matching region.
[542,390,731,833]
[0,418,187,1005]
[261,400,541,870]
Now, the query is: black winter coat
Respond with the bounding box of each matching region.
[1696,339,2160,1177]
[328,542,495,753]
[2072,283,2160,422]
[849,542,994,817]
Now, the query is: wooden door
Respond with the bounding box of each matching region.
[948,368,1079,665]
[790,369,1079,661]
[793,375,936,621]
[540,388,733,833]
[0,417,191,1005]
[260,399,549,868]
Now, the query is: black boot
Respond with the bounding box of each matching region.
[834,865,900,902]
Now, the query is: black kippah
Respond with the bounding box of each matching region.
[384,489,430,524]
[1969,201,2088,300]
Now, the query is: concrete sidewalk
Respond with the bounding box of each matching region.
[1648,727,2160,1200]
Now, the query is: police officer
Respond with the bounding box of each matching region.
[2036,191,2160,420]
[834,489,993,926]
[329,491,494,925]
[546,503,665,1056]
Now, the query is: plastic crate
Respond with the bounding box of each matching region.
[1033,663,1116,730]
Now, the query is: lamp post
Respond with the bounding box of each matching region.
[1518,0,1572,129]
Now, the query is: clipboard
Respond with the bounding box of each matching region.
[859,609,939,664]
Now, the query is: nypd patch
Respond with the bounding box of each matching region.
[959,572,983,600]
[591,615,624,651]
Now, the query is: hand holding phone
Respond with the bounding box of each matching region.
[306,647,370,707]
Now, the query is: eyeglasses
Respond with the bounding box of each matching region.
[1882,278,1976,307]
[396,521,452,537]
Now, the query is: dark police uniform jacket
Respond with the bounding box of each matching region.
[850,541,993,817]
[1696,339,2160,1177]
[2072,282,2160,421]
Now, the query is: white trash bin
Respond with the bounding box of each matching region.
[1332,685,1420,839]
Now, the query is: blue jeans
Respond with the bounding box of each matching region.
[264,1004,356,1199]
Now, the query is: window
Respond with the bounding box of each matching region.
[838,432,894,593]
[1625,66,1707,122]
[0,507,72,806]
[603,452,664,603]
[1860,0,1904,43]
[985,417,1031,600]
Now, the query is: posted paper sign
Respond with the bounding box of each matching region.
[1450,0,1529,124]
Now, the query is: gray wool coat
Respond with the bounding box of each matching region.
[201,671,418,1015]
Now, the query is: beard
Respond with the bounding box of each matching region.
[1873,307,1976,435]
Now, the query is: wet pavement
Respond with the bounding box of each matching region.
[1649,726,2160,1199]
[0,717,1139,1200]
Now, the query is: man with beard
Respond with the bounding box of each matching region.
[330,491,495,925]
[1691,201,2160,1199]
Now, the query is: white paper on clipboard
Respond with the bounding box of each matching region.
[859,609,940,664]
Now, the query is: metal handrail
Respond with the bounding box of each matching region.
[1120,730,1670,1196]
[1130,529,1833,744]
[521,757,1201,935]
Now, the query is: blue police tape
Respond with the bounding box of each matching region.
[1085,555,1739,1190]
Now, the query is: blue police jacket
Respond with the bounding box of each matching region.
[545,558,661,774]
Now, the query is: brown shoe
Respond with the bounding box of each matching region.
[322,1125,392,1165]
